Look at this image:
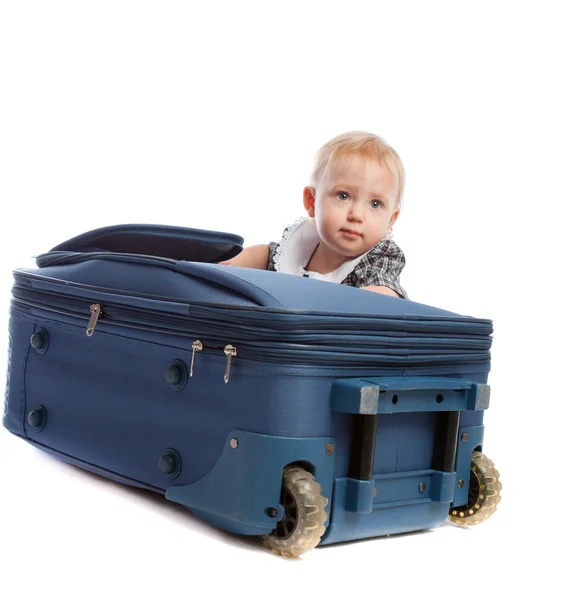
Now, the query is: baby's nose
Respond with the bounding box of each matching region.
[348,203,365,221]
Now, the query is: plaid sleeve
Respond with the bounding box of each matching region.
[342,239,408,299]
[267,241,278,271]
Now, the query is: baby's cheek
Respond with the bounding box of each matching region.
[319,217,340,240]
[324,210,343,228]
[316,221,331,242]
[316,220,339,248]
[363,220,386,245]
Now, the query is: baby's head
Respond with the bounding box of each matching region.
[304,131,405,260]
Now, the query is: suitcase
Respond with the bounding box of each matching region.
[2,224,502,557]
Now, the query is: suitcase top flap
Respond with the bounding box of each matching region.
[15,258,492,332]
[48,223,244,263]
[20,226,491,332]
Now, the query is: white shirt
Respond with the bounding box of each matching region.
[271,217,370,283]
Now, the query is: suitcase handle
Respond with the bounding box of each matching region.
[331,376,489,415]
[332,377,482,489]
[47,223,244,263]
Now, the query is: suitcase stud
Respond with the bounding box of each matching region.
[30,329,49,354]
[27,406,47,432]
[165,360,188,391]
[159,449,182,478]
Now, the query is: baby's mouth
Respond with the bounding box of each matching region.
[341,229,362,237]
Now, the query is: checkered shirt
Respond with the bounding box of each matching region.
[268,234,407,299]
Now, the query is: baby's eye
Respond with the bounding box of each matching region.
[370,200,381,209]
[337,192,350,201]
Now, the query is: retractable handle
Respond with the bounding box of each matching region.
[331,376,490,416]
[332,376,491,484]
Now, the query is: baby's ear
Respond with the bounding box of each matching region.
[388,206,400,228]
[303,187,316,217]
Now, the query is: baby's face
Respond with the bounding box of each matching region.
[307,154,400,259]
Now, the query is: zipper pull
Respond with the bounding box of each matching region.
[190,340,203,377]
[223,344,237,384]
[86,303,101,336]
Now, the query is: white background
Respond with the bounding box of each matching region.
[0,1,561,598]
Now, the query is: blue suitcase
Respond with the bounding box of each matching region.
[2,224,502,557]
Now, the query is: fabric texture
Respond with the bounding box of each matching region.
[268,217,408,298]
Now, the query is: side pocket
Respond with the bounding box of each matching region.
[3,333,12,419]
[2,314,35,437]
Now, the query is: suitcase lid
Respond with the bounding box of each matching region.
[13,261,493,377]
[28,226,492,335]
[48,223,244,263]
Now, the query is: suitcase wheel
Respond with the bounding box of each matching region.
[262,466,328,558]
[448,451,502,526]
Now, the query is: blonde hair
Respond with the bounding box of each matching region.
[311,131,405,207]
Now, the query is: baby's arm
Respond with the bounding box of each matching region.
[361,285,400,298]
[219,244,270,270]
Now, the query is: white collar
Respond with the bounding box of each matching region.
[272,217,369,283]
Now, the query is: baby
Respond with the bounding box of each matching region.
[221,131,407,299]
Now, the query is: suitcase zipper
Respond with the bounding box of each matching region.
[86,303,102,337]
[189,340,234,384]
[190,339,203,377]
[11,293,491,372]
[11,289,491,349]
[190,339,233,384]
[223,344,236,383]
[16,293,236,383]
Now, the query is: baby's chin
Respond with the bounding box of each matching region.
[328,243,371,260]
[334,238,380,256]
